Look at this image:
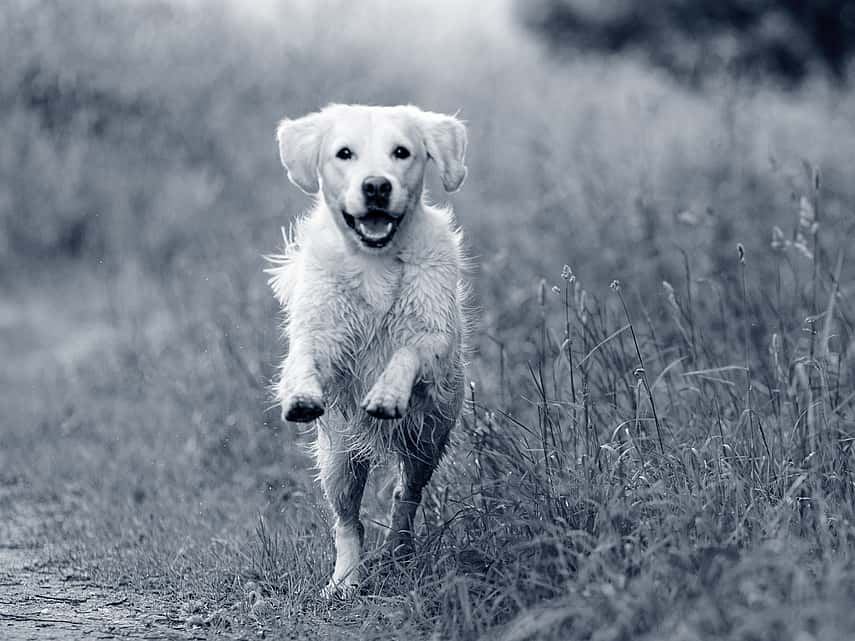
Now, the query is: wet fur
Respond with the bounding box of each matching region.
[268,202,468,460]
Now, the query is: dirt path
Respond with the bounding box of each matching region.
[0,284,204,640]
[0,479,201,641]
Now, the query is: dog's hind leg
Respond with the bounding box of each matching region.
[316,427,370,599]
[385,414,453,560]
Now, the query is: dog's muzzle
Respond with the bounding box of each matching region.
[342,209,403,248]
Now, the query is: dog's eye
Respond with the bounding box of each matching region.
[336,147,353,160]
[393,146,411,160]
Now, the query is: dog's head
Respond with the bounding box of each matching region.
[276,104,467,252]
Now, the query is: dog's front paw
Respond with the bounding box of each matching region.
[282,392,325,423]
[361,381,410,420]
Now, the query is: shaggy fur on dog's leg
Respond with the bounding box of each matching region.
[385,416,453,559]
[317,428,370,598]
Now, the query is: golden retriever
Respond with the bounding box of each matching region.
[266,104,469,598]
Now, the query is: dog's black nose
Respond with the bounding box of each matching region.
[362,176,392,208]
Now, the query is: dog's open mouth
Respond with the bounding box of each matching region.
[342,209,402,248]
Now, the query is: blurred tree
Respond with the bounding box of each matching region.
[519,0,855,84]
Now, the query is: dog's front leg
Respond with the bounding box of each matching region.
[361,346,419,419]
[277,273,346,423]
[362,334,452,419]
[277,340,326,422]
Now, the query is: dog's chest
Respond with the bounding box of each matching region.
[338,255,403,316]
[333,260,409,383]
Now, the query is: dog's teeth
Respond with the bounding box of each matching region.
[357,221,393,239]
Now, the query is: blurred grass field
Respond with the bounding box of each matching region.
[3,1,855,639]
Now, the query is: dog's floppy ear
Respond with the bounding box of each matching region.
[276,112,326,194]
[418,110,468,193]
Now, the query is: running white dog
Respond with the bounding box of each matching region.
[267,104,469,599]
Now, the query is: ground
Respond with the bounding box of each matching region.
[0,480,199,640]
[0,285,189,639]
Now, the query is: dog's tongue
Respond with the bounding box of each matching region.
[356,213,393,239]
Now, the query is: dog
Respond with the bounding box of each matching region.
[266,104,469,599]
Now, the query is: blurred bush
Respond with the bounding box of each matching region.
[0,0,276,268]
[2,0,854,319]
[520,0,855,85]
[0,1,491,270]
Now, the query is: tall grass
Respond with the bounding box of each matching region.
[32,160,850,641]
